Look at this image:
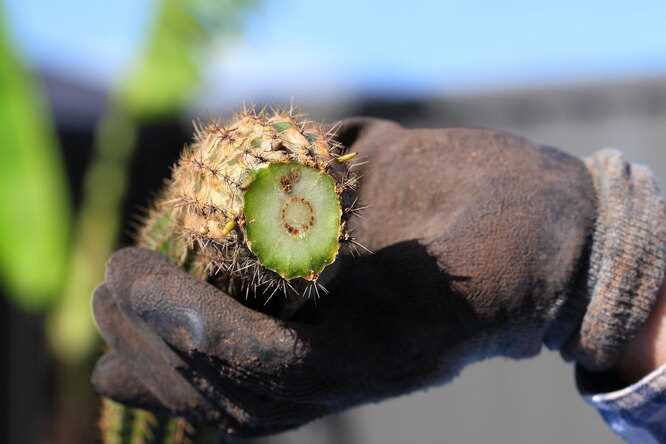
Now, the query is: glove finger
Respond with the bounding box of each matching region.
[92,283,219,423]
[103,248,334,412]
[92,351,165,412]
[94,347,328,436]
[92,341,326,435]
[91,352,284,434]
[105,247,312,373]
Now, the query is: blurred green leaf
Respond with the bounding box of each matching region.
[49,110,136,361]
[0,6,71,310]
[120,0,255,119]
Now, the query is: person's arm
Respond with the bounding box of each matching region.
[618,276,666,383]
[575,273,666,444]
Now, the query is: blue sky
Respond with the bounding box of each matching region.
[5,0,666,101]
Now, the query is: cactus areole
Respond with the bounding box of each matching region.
[139,109,360,300]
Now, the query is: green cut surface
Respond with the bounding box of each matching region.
[243,162,342,280]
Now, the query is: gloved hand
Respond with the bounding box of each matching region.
[92,118,666,437]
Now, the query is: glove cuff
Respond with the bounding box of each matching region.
[563,149,666,371]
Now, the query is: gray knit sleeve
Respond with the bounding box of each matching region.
[562,149,666,371]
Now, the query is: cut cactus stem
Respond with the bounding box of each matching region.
[244,162,342,281]
[139,107,361,304]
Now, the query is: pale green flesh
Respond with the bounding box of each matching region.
[243,163,341,280]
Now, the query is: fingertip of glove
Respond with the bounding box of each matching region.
[91,351,124,396]
[92,351,162,409]
[106,246,157,278]
[105,246,174,296]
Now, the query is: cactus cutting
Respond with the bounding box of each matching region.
[139,107,361,301]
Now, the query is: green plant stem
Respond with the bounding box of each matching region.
[48,107,137,363]
[0,3,70,309]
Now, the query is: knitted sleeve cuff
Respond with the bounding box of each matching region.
[563,149,666,371]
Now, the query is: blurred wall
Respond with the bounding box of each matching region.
[250,75,666,444]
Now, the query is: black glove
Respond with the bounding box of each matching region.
[92,119,666,436]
